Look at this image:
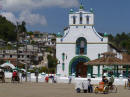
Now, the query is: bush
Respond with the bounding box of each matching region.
[39,67,48,73]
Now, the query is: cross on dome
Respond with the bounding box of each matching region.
[79,0,85,10]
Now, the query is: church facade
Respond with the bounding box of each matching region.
[56,6,117,77]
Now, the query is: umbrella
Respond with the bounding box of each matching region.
[20,68,26,72]
[103,67,112,71]
[13,67,20,71]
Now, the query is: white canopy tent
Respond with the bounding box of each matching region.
[1,62,15,69]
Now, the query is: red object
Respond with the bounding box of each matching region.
[98,82,105,90]
[45,76,49,82]
[13,71,17,77]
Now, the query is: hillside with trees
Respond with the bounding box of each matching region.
[0,15,26,42]
[108,32,130,54]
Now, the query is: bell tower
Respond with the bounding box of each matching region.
[69,2,94,26]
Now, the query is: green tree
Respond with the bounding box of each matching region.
[108,32,130,54]
[0,16,27,42]
[0,16,16,41]
[47,55,57,69]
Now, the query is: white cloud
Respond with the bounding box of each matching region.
[0,11,47,26]
[2,0,79,11]
[19,10,47,26]
[0,0,79,27]
[0,12,17,24]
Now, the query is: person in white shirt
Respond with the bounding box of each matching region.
[82,80,88,93]
[75,81,83,93]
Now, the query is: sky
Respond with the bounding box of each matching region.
[0,0,130,35]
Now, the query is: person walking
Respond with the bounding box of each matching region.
[68,76,72,84]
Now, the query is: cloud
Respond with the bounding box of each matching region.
[2,0,79,11]
[19,10,47,26]
[0,11,47,26]
[0,12,17,24]
[0,0,79,27]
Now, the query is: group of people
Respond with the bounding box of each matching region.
[45,75,57,83]
[75,79,93,93]
[75,75,115,93]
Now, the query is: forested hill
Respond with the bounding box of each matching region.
[0,15,26,42]
[0,15,16,41]
[108,32,130,54]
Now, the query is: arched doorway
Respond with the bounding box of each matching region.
[69,56,92,77]
[76,62,87,77]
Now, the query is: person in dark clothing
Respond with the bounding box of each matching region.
[22,72,26,79]
[88,79,93,93]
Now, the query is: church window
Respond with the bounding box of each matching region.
[73,16,76,24]
[86,16,89,24]
[62,63,65,71]
[62,53,65,61]
[80,12,83,24]
[76,37,87,55]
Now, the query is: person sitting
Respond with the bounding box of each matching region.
[102,76,108,85]
[108,75,114,87]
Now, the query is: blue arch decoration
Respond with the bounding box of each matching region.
[69,56,92,76]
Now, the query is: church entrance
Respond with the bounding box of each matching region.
[76,62,87,77]
[69,56,92,78]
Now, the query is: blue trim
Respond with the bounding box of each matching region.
[61,28,70,41]
[92,26,103,41]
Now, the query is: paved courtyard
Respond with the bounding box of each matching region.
[0,80,130,97]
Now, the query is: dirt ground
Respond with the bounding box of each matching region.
[0,79,130,97]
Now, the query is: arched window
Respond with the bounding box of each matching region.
[86,16,89,24]
[76,37,87,55]
[73,16,76,24]
[80,12,83,24]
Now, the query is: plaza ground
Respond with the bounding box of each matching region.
[0,79,130,97]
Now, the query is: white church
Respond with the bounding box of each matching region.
[56,5,121,77]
